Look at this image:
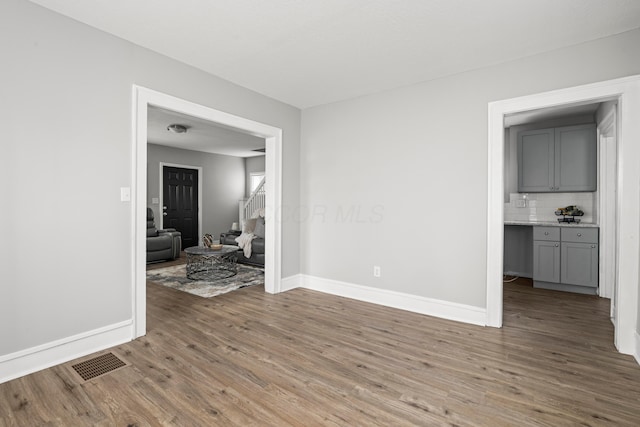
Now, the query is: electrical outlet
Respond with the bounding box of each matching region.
[373,266,381,277]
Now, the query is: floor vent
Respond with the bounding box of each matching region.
[70,352,129,382]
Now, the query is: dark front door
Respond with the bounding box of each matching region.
[163,166,199,249]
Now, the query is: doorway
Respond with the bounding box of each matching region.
[161,165,200,249]
[486,75,640,356]
[133,86,284,338]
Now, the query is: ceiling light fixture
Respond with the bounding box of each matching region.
[167,124,188,134]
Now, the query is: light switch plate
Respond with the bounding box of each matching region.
[120,187,131,202]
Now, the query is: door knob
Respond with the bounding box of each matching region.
[163,206,168,210]
[163,212,168,216]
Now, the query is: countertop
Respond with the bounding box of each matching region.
[504,220,599,228]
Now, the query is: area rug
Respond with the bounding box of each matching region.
[147,263,264,298]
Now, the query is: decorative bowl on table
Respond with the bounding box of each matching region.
[555,205,584,217]
[203,233,222,249]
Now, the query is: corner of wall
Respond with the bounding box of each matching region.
[280,274,303,292]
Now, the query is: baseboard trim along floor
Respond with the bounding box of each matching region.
[292,274,486,326]
[0,320,133,384]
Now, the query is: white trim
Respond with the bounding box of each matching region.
[264,132,283,294]
[133,85,284,338]
[486,75,640,355]
[0,321,132,383]
[597,108,617,301]
[280,274,303,292]
[158,162,204,245]
[635,331,640,365]
[300,275,486,326]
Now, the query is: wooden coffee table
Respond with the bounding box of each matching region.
[184,245,239,280]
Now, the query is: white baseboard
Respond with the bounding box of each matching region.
[280,274,302,292]
[298,274,486,326]
[0,320,134,384]
[635,331,640,366]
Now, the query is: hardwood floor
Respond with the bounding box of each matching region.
[2,276,639,426]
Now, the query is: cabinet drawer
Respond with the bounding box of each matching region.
[561,228,598,244]
[533,226,560,241]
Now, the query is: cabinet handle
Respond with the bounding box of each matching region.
[591,245,596,248]
[555,244,559,247]
[544,232,549,235]
[549,186,554,190]
[577,233,582,237]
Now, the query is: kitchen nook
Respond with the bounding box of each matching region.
[502,104,614,296]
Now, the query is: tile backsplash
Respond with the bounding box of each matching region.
[504,192,597,223]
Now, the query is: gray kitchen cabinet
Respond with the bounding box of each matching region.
[560,228,599,288]
[532,226,598,294]
[533,240,560,283]
[518,128,555,192]
[518,124,596,192]
[533,227,560,283]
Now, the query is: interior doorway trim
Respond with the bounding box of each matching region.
[158,162,203,243]
[597,110,617,302]
[486,75,640,355]
[132,85,283,338]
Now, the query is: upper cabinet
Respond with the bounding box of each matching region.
[518,124,596,192]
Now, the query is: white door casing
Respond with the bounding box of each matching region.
[486,75,640,355]
[132,85,283,338]
[597,108,617,305]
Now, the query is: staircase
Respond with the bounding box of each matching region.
[239,176,265,227]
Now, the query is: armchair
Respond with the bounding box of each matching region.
[147,208,182,263]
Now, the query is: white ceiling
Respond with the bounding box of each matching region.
[28,0,640,109]
[148,106,265,157]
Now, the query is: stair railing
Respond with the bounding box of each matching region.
[238,176,266,228]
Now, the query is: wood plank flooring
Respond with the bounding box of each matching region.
[1,274,640,426]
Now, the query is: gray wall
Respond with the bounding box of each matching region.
[147,144,245,240]
[244,156,266,197]
[300,28,640,309]
[1,0,300,357]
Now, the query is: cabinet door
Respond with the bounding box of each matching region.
[518,128,555,192]
[533,240,560,283]
[561,242,598,287]
[555,124,597,192]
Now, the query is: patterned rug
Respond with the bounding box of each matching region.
[147,263,264,298]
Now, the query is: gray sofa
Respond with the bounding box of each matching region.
[220,217,265,266]
[147,208,182,263]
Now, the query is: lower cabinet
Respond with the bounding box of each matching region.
[533,240,560,283]
[533,226,598,294]
[561,241,599,287]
